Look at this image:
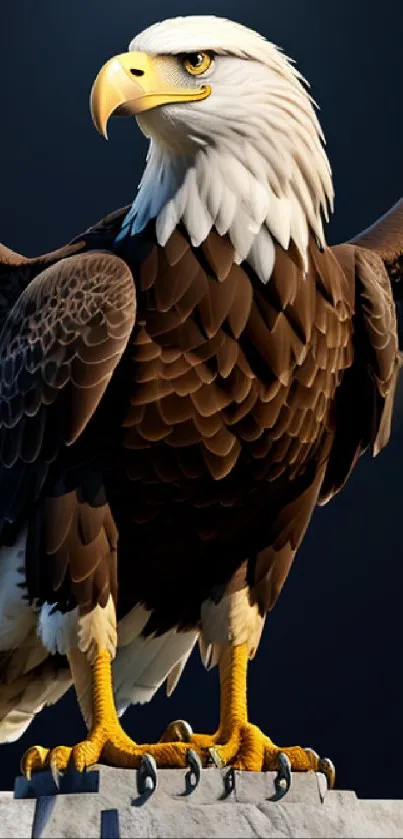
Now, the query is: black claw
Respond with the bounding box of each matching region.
[208,747,225,769]
[137,753,158,795]
[272,752,292,801]
[223,767,235,797]
[171,720,193,742]
[50,757,61,791]
[318,756,336,789]
[304,747,336,790]
[186,748,202,788]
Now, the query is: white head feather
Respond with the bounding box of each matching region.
[118,15,333,279]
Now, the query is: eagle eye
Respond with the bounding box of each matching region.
[182,52,213,76]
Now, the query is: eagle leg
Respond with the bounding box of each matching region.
[21,650,205,779]
[163,644,335,786]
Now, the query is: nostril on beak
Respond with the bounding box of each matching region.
[130,69,144,77]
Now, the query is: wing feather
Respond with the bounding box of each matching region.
[319,241,399,502]
[0,249,136,611]
[0,251,136,467]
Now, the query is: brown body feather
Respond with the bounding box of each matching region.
[0,205,399,654]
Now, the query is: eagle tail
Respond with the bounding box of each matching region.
[112,609,198,715]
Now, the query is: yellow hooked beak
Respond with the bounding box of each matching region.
[90,51,212,138]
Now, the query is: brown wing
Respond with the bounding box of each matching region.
[0,250,136,611]
[349,197,403,264]
[318,210,401,503]
[0,251,136,457]
[0,240,86,336]
[348,196,403,351]
[347,198,403,348]
[0,203,129,337]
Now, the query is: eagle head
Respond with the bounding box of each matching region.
[90,15,333,277]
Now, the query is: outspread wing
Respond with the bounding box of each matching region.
[0,203,130,338]
[349,197,403,346]
[0,251,135,455]
[0,240,86,335]
[0,250,136,610]
[318,206,401,503]
[349,197,403,266]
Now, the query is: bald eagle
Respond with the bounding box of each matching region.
[0,15,402,790]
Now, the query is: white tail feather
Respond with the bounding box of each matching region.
[112,606,198,714]
[166,656,190,697]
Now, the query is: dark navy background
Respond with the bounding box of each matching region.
[0,0,402,799]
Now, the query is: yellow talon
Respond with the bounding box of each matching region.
[21,650,205,778]
[164,644,336,784]
[21,644,334,787]
[21,745,50,781]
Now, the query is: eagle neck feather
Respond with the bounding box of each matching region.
[118,105,332,282]
[118,143,279,283]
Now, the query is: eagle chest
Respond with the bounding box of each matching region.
[119,228,352,495]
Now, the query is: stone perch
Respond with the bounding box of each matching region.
[0,766,403,838]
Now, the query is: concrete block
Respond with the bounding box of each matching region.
[0,797,36,839]
[2,767,403,838]
[31,793,101,838]
[15,768,99,799]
